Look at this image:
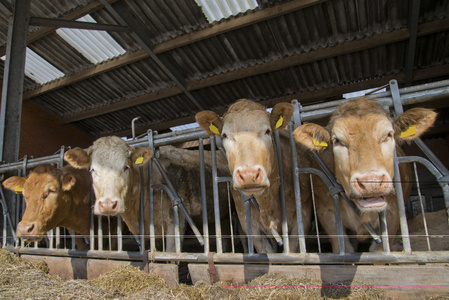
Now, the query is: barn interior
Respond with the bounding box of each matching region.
[0,0,449,297]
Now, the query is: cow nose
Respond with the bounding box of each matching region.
[97,199,119,215]
[17,222,35,237]
[235,167,263,186]
[353,174,389,194]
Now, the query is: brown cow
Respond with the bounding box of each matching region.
[64,136,231,252]
[2,164,94,249]
[196,99,313,253]
[293,97,437,252]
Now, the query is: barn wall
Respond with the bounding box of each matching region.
[19,101,93,158]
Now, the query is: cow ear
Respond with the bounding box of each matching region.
[64,147,91,169]
[293,123,330,151]
[195,110,222,136]
[394,108,437,143]
[132,147,153,166]
[2,176,27,193]
[61,173,76,191]
[270,102,294,130]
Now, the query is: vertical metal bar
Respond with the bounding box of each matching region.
[244,198,254,254]
[211,136,223,253]
[380,211,390,253]
[98,215,103,251]
[117,214,123,252]
[414,162,431,250]
[288,124,306,253]
[199,138,209,254]
[146,130,156,252]
[173,205,181,253]
[310,175,321,253]
[274,130,289,253]
[139,166,145,253]
[394,150,411,253]
[390,79,404,116]
[227,182,235,253]
[331,194,345,254]
[90,188,95,251]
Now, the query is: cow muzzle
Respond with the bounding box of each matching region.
[17,221,44,242]
[233,166,269,195]
[350,172,393,211]
[95,198,123,216]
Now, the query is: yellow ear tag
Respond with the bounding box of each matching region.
[275,115,284,129]
[400,125,417,138]
[15,186,23,194]
[313,138,328,147]
[135,156,144,165]
[209,123,220,135]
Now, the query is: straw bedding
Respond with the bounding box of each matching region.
[0,247,434,300]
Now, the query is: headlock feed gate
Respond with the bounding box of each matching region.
[0,79,448,297]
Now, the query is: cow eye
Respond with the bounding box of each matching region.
[383,131,394,142]
[333,137,345,147]
[265,129,271,135]
[124,165,130,172]
[222,133,227,139]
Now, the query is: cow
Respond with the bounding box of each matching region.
[293,97,437,252]
[2,164,96,250]
[196,99,313,253]
[64,136,231,252]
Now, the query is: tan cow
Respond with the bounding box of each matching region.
[2,164,93,249]
[293,97,437,252]
[196,99,313,253]
[64,136,231,252]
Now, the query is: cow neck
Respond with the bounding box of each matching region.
[59,191,91,236]
[121,165,144,234]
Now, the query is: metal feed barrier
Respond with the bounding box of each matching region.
[1,79,449,270]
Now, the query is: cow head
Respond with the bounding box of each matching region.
[196,99,293,195]
[64,136,153,216]
[293,97,436,212]
[2,164,80,241]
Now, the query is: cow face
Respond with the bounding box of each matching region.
[2,164,77,241]
[196,99,293,196]
[293,98,436,212]
[64,136,152,216]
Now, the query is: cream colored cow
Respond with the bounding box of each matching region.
[293,97,437,252]
[196,99,313,253]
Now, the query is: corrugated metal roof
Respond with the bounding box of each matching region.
[0,0,448,139]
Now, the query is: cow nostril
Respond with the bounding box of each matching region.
[112,201,118,210]
[27,223,35,234]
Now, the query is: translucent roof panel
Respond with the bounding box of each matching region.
[195,0,259,23]
[170,122,200,132]
[1,47,65,84]
[56,14,126,64]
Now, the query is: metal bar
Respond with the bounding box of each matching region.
[5,246,449,264]
[139,166,145,253]
[199,138,210,254]
[394,150,412,253]
[274,130,288,251]
[380,211,390,253]
[288,123,306,253]
[29,17,130,31]
[146,130,156,252]
[211,136,223,253]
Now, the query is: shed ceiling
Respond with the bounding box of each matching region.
[1,0,449,138]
